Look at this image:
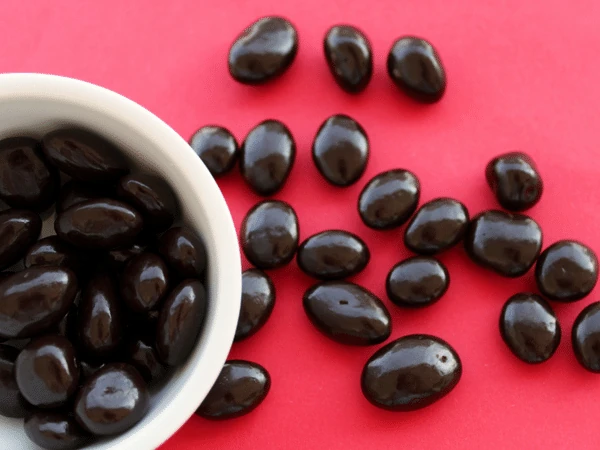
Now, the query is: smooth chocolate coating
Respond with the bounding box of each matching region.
[158,227,207,279]
[0,209,42,270]
[386,256,449,307]
[120,252,169,313]
[24,411,89,450]
[235,269,275,342]
[324,25,372,93]
[189,126,238,176]
[0,344,29,418]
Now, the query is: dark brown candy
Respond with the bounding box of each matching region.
[240,120,295,196]
[0,344,29,418]
[0,267,78,339]
[24,410,89,450]
[386,256,449,308]
[312,114,369,186]
[500,293,560,363]
[41,128,129,183]
[79,360,105,382]
[158,227,207,279]
[120,252,169,313]
[303,281,391,345]
[196,360,270,420]
[78,271,123,359]
[324,25,372,93]
[387,36,446,103]
[189,126,238,176]
[0,209,42,270]
[235,269,275,342]
[56,304,79,342]
[15,335,79,408]
[358,169,420,229]
[486,152,543,211]
[228,16,298,84]
[156,279,207,366]
[0,136,59,210]
[404,198,469,255]
[535,240,598,302]
[74,363,149,435]
[55,198,143,250]
[24,236,83,273]
[573,302,600,372]
[241,200,299,269]
[297,230,369,280]
[127,337,167,384]
[128,309,160,342]
[117,174,176,232]
[361,334,461,411]
[464,210,542,277]
[56,181,112,213]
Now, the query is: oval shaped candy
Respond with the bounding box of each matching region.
[74,363,149,436]
[500,293,560,363]
[55,198,143,250]
[189,126,238,176]
[42,128,129,183]
[0,136,59,210]
[358,169,420,229]
[16,335,79,408]
[240,120,295,196]
[0,267,78,339]
[25,411,89,450]
[361,334,461,411]
[24,236,83,273]
[120,252,170,313]
[158,227,207,279]
[386,256,449,307]
[387,36,446,103]
[228,17,298,84]
[241,200,299,269]
[297,230,369,280]
[156,279,207,366]
[303,281,391,345]
[312,114,369,186]
[235,269,275,342]
[0,209,42,270]
[196,360,270,420]
[0,344,29,418]
[324,25,372,93]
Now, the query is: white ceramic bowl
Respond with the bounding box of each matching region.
[0,73,241,449]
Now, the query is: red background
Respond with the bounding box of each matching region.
[2,1,600,449]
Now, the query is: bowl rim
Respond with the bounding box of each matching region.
[0,73,241,449]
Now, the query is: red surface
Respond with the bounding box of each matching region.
[3,1,600,448]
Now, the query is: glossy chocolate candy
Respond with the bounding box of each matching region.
[156,279,207,366]
[0,209,42,270]
[486,152,543,211]
[41,128,129,183]
[74,363,149,435]
[358,169,420,229]
[189,126,238,176]
[0,136,59,210]
[386,256,449,307]
[56,181,112,213]
[15,335,80,408]
[117,174,176,232]
[240,120,295,196]
[361,334,462,411]
[24,411,89,450]
[236,269,275,342]
[500,293,560,363]
[24,236,83,273]
[228,16,298,84]
[158,227,207,279]
[241,200,299,269]
[303,281,391,345]
[387,37,446,103]
[324,25,372,93]
[464,210,542,277]
[78,271,123,358]
[127,337,167,384]
[0,344,29,418]
[404,198,468,255]
[55,198,143,250]
[535,240,598,302]
[297,230,369,280]
[0,267,78,339]
[120,252,169,313]
[196,360,270,419]
[313,114,369,186]
[572,302,600,372]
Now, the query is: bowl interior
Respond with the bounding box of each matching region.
[0,74,241,449]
